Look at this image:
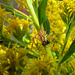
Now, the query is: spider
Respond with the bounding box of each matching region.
[32,30,55,47]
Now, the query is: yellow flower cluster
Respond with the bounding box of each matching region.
[22,56,58,75]
[0,0,75,75]
[58,0,75,51]
[7,17,31,40]
[0,5,10,38]
[58,0,75,18]
[69,55,75,75]
[0,5,7,21]
[46,0,65,53]
[15,0,26,8]
[71,28,75,40]
[0,43,28,75]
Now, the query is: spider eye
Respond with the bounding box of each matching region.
[42,40,50,46]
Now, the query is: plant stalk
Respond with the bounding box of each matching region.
[45,45,53,59]
[25,0,40,31]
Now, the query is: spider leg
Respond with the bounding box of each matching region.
[52,36,55,47]
[31,34,38,49]
[50,36,55,47]
[47,35,55,47]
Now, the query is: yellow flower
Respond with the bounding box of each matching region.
[0,5,7,20]
[46,0,65,52]
[22,55,58,75]
[0,5,7,34]
[15,0,26,8]
[70,28,75,40]
[7,17,31,40]
[0,43,28,74]
[33,0,35,2]
[0,5,10,38]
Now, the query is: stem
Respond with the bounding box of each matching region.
[13,8,32,21]
[45,45,53,59]
[29,49,41,56]
[0,3,13,10]
[61,33,69,56]
[61,21,72,56]
[26,0,40,31]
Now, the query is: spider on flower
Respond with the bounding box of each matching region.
[32,30,55,47]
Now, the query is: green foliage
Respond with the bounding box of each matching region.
[1,4,29,19]
[26,0,40,30]
[1,0,75,75]
[38,0,48,26]
[61,10,75,56]
[38,0,50,34]
[26,53,38,58]
[43,17,50,35]
[33,0,38,16]
[10,35,25,46]
[59,40,75,65]
[1,4,14,14]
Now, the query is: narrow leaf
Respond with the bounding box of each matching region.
[38,0,48,25]
[61,15,75,55]
[10,35,25,46]
[43,17,50,34]
[33,0,38,16]
[45,45,53,59]
[15,13,27,19]
[1,4,31,20]
[59,40,75,65]
[26,53,38,58]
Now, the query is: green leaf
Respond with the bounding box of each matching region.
[43,17,50,34]
[1,3,32,21]
[10,35,25,46]
[1,5,13,14]
[59,13,67,24]
[26,53,38,58]
[1,4,27,19]
[38,0,48,25]
[61,15,75,55]
[33,0,38,16]
[59,40,75,65]
[15,13,27,19]
[70,20,75,31]
[45,45,53,59]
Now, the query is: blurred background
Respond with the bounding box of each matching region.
[0,0,30,15]
[0,0,17,8]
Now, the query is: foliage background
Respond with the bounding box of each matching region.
[0,0,75,75]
